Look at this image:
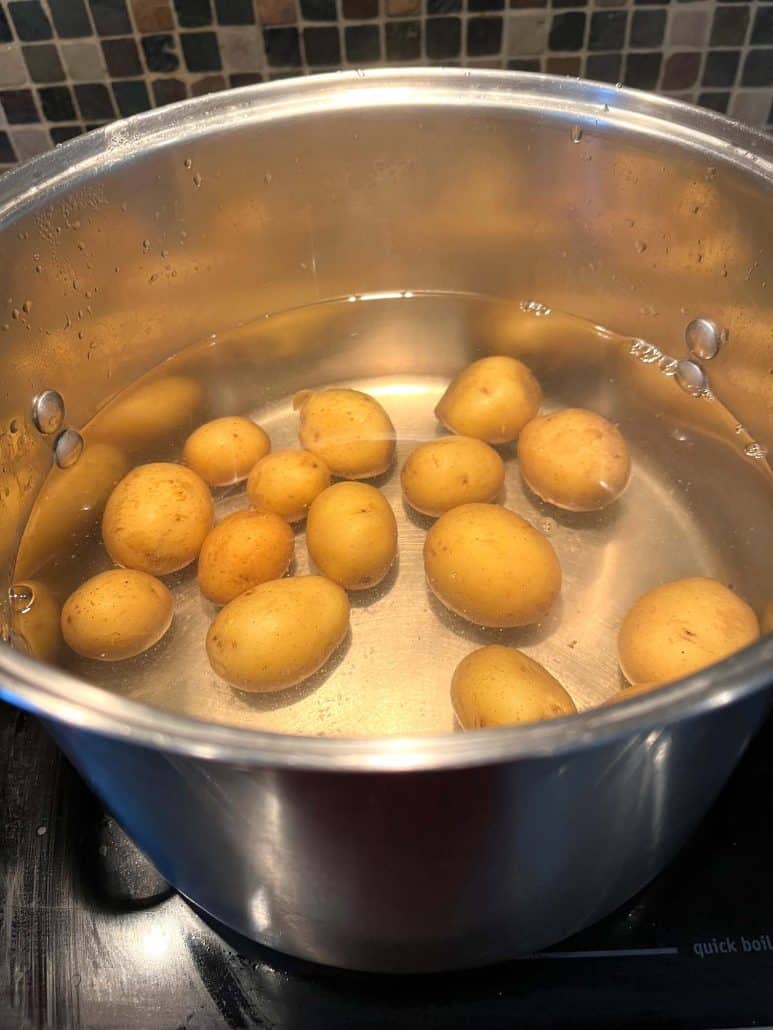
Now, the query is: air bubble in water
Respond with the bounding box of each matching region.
[744,442,768,461]
[521,299,552,317]
[658,356,678,376]
[264,172,272,185]
[570,125,583,143]
[184,158,192,169]
[634,240,647,254]
[142,239,150,253]
[629,339,662,364]
[9,584,34,615]
[192,173,202,187]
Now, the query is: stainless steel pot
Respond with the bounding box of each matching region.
[0,71,771,972]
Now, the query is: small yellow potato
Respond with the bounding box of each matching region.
[197,510,294,605]
[247,449,330,523]
[400,436,505,517]
[103,462,214,576]
[618,577,760,686]
[9,580,61,663]
[518,408,631,512]
[435,356,542,444]
[91,375,204,454]
[424,503,560,628]
[296,388,395,479]
[183,416,270,487]
[307,482,397,590]
[61,569,173,661]
[452,645,576,729]
[15,442,128,579]
[206,575,350,692]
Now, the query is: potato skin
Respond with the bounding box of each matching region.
[206,575,350,692]
[401,436,505,517]
[61,569,173,661]
[452,645,576,728]
[197,509,294,605]
[424,503,561,628]
[15,442,128,579]
[103,462,214,575]
[296,388,395,479]
[307,482,397,590]
[618,576,760,686]
[91,375,204,454]
[518,408,631,512]
[183,416,270,487]
[247,449,330,523]
[435,356,541,444]
[10,580,61,663]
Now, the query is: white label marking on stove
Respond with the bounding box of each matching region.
[693,934,773,958]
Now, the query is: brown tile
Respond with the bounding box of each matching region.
[661,51,700,90]
[191,75,227,95]
[387,0,420,16]
[130,0,174,31]
[546,56,580,75]
[343,0,378,17]
[255,0,297,25]
[668,9,709,49]
[594,0,625,7]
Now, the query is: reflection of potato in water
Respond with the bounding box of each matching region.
[761,602,773,635]
[10,579,61,663]
[90,375,204,454]
[15,442,128,579]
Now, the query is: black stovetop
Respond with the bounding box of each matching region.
[2,701,773,1029]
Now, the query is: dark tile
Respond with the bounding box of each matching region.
[662,50,700,88]
[22,44,66,82]
[548,11,585,49]
[469,0,505,10]
[630,8,665,46]
[546,55,580,73]
[428,0,461,12]
[89,0,132,34]
[228,71,265,84]
[751,6,773,44]
[507,57,541,69]
[467,15,502,53]
[509,0,545,7]
[215,0,255,21]
[74,81,115,119]
[101,37,143,76]
[142,34,180,71]
[702,49,740,87]
[742,49,773,86]
[300,0,337,19]
[585,50,621,81]
[633,0,667,6]
[426,15,461,56]
[84,121,110,130]
[263,26,301,64]
[624,50,661,88]
[698,91,730,112]
[343,0,378,16]
[50,125,84,143]
[710,6,749,46]
[191,73,226,93]
[0,89,39,122]
[229,71,263,85]
[37,85,77,120]
[174,0,213,26]
[303,25,341,62]
[48,0,92,37]
[552,0,586,8]
[386,19,420,58]
[0,132,17,163]
[345,23,380,60]
[588,10,625,49]
[112,78,151,114]
[151,76,187,103]
[769,96,773,124]
[131,0,174,30]
[180,30,221,69]
[0,9,11,43]
[9,1,52,40]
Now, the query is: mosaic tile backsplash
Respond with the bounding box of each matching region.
[0,0,771,173]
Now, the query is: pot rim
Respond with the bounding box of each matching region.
[1,69,771,771]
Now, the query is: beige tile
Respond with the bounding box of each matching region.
[0,45,28,88]
[667,8,710,49]
[218,27,264,72]
[254,0,298,26]
[731,90,771,127]
[506,12,549,57]
[11,128,51,162]
[60,41,107,81]
[130,0,174,31]
[386,0,420,15]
